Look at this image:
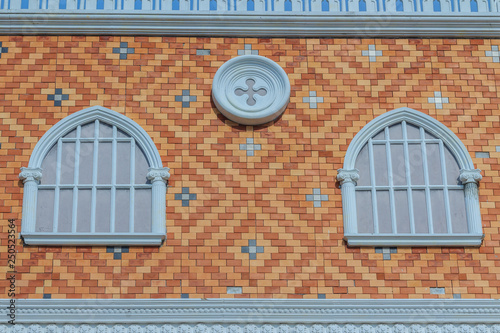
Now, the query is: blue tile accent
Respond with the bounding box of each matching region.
[486,45,500,63]
[238,44,258,56]
[241,239,264,260]
[43,294,51,299]
[175,187,197,207]
[47,89,69,107]
[453,293,462,299]
[112,42,135,60]
[106,246,129,259]
[181,293,189,299]
[318,294,326,299]
[303,91,323,109]
[362,44,383,62]
[175,90,197,108]
[475,152,490,158]
[0,42,8,58]
[239,138,261,156]
[428,91,449,109]
[306,188,328,208]
[375,247,397,260]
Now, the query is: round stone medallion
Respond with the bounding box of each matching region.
[212,55,290,126]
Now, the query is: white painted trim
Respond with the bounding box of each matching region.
[340,108,482,247]
[1,299,499,325]
[21,232,166,245]
[28,106,163,169]
[343,108,475,170]
[345,233,485,246]
[19,106,169,246]
[1,13,500,37]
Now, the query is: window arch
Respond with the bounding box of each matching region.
[337,108,483,246]
[19,106,170,246]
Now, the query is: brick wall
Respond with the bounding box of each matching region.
[0,36,499,299]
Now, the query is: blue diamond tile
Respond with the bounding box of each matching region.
[175,187,197,206]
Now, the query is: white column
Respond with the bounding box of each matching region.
[337,168,360,235]
[19,167,43,233]
[147,167,170,235]
[459,169,482,234]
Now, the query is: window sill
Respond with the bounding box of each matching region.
[344,233,484,247]
[21,233,165,246]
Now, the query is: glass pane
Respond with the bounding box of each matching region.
[60,142,75,184]
[116,142,131,184]
[64,128,76,138]
[406,123,420,140]
[134,189,152,232]
[412,189,429,233]
[389,123,402,140]
[391,144,406,186]
[41,143,57,185]
[449,189,468,233]
[395,190,410,233]
[78,142,94,184]
[444,146,460,185]
[115,189,130,232]
[373,144,388,186]
[97,142,112,184]
[135,145,150,184]
[76,189,92,232]
[408,143,424,185]
[99,122,113,138]
[373,129,385,140]
[376,190,392,233]
[431,190,447,233]
[356,190,373,233]
[426,143,443,185]
[117,128,129,138]
[36,189,55,232]
[354,144,370,186]
[95,189,111,233]
[81,121,95,138]
[58,189,73,232]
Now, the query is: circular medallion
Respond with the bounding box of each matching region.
[212,55,290,126]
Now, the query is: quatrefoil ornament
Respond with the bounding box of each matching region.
[212,55,291,125]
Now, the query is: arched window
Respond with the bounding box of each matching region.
[19,106,170,246]
[337,108,483,246]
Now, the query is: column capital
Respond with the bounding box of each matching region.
[19,167,43,183]
[337,168,360,186]
[147,167,170,183]
[459,169,482,185]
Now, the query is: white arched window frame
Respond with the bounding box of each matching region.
[19,106,170,246]
[337,108,483,247]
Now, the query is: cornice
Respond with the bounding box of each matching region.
[1,299,499,325]
[1,12,500,37]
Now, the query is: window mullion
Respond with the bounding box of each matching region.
[90,120,100,233]
[71,125,82,233]
[129,138,135,233]
[52,138,63,232]
[402,121,415,234]
[384,127,398,234]
[420,127,434,234]
[110,125,117,233]
[439,141,453,234]
[368,137,379,233]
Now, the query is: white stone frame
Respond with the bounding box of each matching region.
[338,107,483,247]
[0,298,499,332]
[19,106,170,246]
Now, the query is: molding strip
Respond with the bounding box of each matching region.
[1,13,500,37]
[1,299,499,325]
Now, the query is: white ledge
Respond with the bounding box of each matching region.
[21,233,165,246]
[1,299,500,325]
[1,12,500,37]
[344,233,485,247]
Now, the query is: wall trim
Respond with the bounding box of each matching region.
[1,12,500,37]
[1,299,499,325]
